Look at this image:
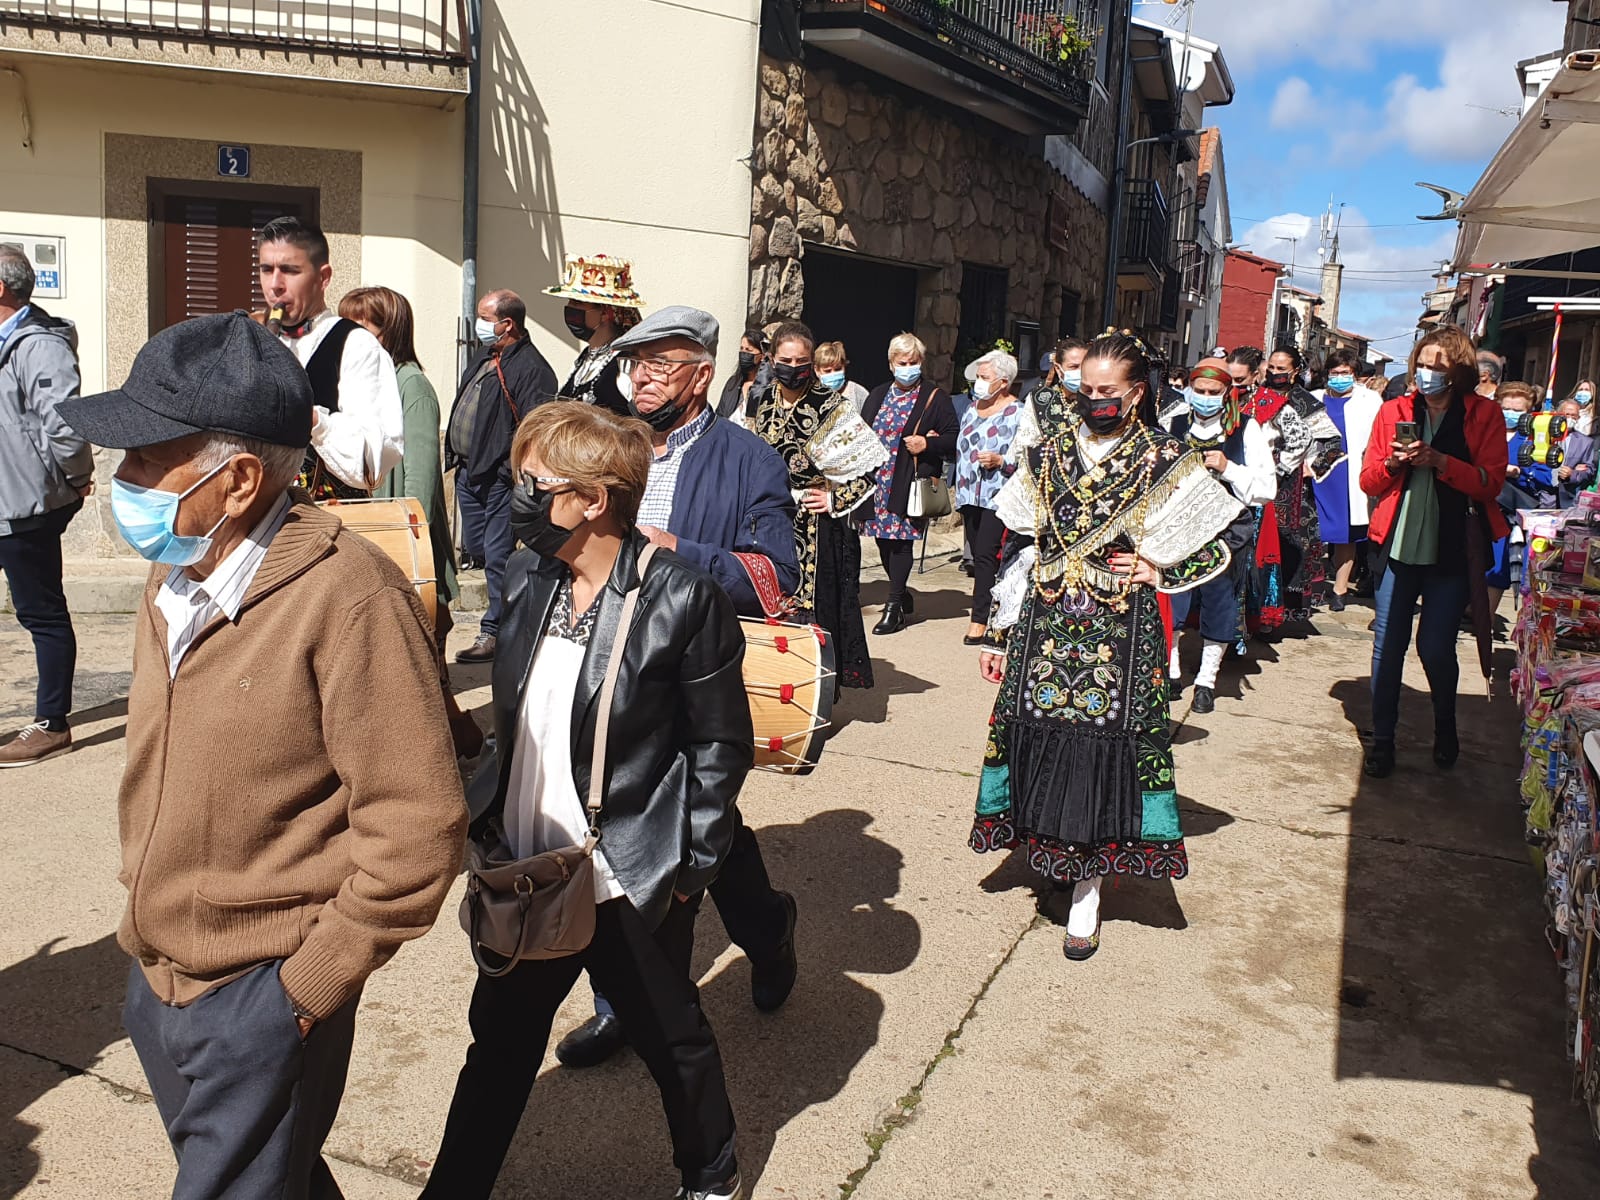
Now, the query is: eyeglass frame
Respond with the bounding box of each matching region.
[618,353,709,381]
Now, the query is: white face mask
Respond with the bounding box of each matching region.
[972,378,994,402]
[475,317,501,347]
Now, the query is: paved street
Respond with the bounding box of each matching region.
[2,553,1596,1199]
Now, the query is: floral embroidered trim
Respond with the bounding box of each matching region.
[969,814,1189,882]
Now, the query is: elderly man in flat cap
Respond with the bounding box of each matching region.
[550,304,807,1071]
[60,311,466,1200]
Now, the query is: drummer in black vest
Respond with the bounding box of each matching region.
[544,253,644,415]
[257,217,402,500]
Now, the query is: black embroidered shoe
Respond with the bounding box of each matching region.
[1191,685,1215,714]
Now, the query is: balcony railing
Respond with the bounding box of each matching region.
[1120,178,1170,273]
[0,1,469,64]
[1175,239,1211,300]
[802,0,1098,104]
[1158,267,1180,332]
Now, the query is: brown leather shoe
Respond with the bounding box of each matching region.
[454,634,496,665]
[0,722,72,768]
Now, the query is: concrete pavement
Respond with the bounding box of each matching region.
[1,551,1595,1198]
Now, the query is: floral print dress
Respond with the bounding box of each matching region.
[861,383,922,542]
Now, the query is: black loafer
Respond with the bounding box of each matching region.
[1364,739,1396,778]
[752,891,799,1012]
[1191,685,1215,714]
[554,1012,626,1068]
[1328,593,1346,613]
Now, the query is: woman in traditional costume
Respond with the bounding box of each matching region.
[1228,347,1309,636]
[1265,346,1345,617]
[1312,347,1383,611]
[970,334,1245,960]
[749,321,887,691]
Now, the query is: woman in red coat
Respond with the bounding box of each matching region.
[1359,326,1509,778]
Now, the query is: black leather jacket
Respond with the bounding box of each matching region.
[466,533,752,930]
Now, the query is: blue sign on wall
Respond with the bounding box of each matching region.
[217,145,251,178]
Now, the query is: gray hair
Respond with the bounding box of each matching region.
[1478,356,1502,384]
[970,349,1019,387]
[0,245,35,303]
[193,433,305,497]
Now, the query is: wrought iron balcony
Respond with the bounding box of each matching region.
[0,0,469,64]
[800,0,1100,135]
[1118,178,1170,289]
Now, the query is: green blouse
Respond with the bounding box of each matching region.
[374,362,458,605]
[1388,410,1440,567]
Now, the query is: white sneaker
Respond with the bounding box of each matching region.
[675,1176,743,1200]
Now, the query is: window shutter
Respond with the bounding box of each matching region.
[163,196,223,324]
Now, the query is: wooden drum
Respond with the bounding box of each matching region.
[740,618,836,775]
[318,497,438,627]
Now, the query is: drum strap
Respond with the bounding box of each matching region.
[732,551,793,619]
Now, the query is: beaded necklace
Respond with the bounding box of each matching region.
[1033,420,1162,611]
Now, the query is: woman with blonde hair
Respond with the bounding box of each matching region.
[858,332,958,634]
[1359,326,1508,778]
[423,401,749,1200]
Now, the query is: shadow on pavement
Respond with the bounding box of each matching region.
[0,934,129,1198]
[460,806,918,1196]
[829,659,936,729]
[1329,663,1598,1195]
[62,697,131,753]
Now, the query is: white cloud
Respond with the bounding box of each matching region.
[1235,209,1458,346]
[1183,0,1564,163]
[1268,77,1317,129]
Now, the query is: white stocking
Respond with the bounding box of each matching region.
[1067,876,1103,937]
[1195,639,1227,689]
[1168,641,1182,679]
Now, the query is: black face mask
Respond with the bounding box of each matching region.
[563,305,593,341]
[772,361,814,391]
[629,388,687,434]
[738,350,759,373]
[510,481,582,558]
[1265,370,1293,391]
[1077,394,1133,436]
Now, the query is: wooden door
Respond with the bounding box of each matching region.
[149,182,318,334]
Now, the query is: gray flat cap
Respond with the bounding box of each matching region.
[610,304,719,358]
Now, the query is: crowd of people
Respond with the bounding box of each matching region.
[0,219,1564,1196]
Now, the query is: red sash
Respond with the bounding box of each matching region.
[732,552,794,619]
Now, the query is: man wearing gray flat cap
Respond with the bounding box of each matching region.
[547,304,807,1073]
[59,311,466,1200]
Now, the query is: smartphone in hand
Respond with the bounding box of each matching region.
[1394,421,1419,446]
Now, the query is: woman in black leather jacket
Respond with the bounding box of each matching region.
[422,403,752,1200]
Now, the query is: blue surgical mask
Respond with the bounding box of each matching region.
[1060,369,1083,393]
[893,364,922,387]
[972,378,994,402]
[110,460,232,566]
[1326,375,1355,395]
[1504,408,1523,431]
[1577,390,1594,406]
[1414,367,1449,395]
[474,317,500,347]
[1187,388,1225,419]
[818,369,846,391]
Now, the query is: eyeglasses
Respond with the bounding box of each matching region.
[619,355,702,380]
[519,472,573,490]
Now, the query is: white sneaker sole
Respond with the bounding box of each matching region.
[0,744,72,768]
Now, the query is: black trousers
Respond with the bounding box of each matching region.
[960,505,1005,624]
[594,814,789,1015]
[875,537,915,604]
[0,500,80,722]
[123,960,358,1200]
[424,895,738,1197]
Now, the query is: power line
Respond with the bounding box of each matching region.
[1234,215,1437,230]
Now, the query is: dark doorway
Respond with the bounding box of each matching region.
[147,179,319,335]
[802,247,919,391]
[957,262,1009,367]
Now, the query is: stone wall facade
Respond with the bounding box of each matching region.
[748,55,1107,387]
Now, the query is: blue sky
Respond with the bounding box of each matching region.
[1167,0,1566,359]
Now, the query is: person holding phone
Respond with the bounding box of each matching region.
[1359,327,1509,779]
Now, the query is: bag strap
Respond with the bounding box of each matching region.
[584,542,658,835]
[494,353,520,423]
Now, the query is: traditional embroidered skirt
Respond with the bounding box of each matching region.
[970,583,1188,882]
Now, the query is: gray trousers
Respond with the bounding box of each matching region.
[123,959,359,1200]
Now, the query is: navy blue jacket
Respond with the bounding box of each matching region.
[662,413,801,616]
